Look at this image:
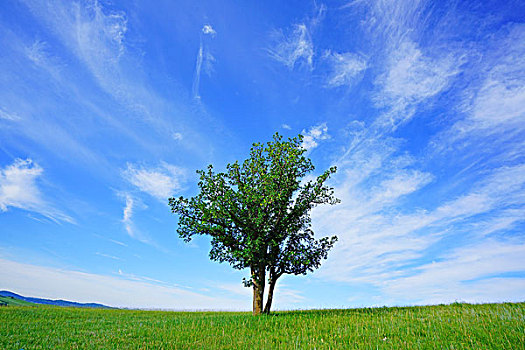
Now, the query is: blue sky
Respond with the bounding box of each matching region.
[0,0,524,310]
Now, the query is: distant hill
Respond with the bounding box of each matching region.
[0,291,114,309]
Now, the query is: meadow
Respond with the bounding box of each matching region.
[0,296,35,307]
[1,302,523,349]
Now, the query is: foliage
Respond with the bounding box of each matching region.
[169,133,339,314]
[1,303,524,348]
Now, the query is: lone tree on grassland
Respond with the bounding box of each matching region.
[169,133,339,315]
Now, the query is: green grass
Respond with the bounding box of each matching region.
[1,303,523,349]
[0,296,36,307]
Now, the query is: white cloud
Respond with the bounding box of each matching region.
[423,24,525,186]
[23,0,130,100]
[475,208,525,237]
[452,24,525,137]
[118,193,154,245]
[281,123,292,130]
[73,1,127,65]
[95,252,122,261]
[267,3,325,71]
[202,24,216,36]
[121,193,135,237]
[203,51,215,76]
[378,42,453,104]
[108,238,127,247]
[346,0,460,129]
[349,0,426,45]
[315,162,525,291]
[337,8,524,304]
[0,159,73,223]
[117,269,178,286]
[374,41,459,129]
[0,107,21,121]
[268,24,314,69]
[20,0,182,137]
[472,81,525,127]
[0,257,247,310]
[192,24,217,99]
[324,51,367,88]
[123,162,186,200]
[310,3,327,28]
[25,40,62,79]
[25,40,48,65]
[308,15,525,292]
[383,240,525,305]
[0,159,42,212]
[301,123,330,151]
[192,44,204,99]
[368,170,433,206]
[172,132,183,141]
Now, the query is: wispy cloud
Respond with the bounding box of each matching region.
[268,24,314,70]
[0,31,114,168]
[267,4,326,70]
[315,162,525,295]
[117,192,157,246]
[20,0,192,140]
[307,1,525,306]
[5,0,522,309]
[25,40,62,80]
[21,0,130,102]
[192,44,204,99]
[108,238,127,247]
[313,133,435,283]
[123,162,186,200]
[448,24,525,138]
[308,6,522,297]
[383,240,525,305]
[345,0,460,130]
[0,159,73,224]
[26,40,50,65]
[95,252,122,261]
[121,193,135,237]
[192,24,217,99]
[117,269,182,287]
[348,0,426,45]
[0,107,21,121]
[323,50,367,88]
[373,40,459,129]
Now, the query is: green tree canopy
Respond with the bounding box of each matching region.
[169,133,338,315]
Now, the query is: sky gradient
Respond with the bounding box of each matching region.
[1,0,524,310]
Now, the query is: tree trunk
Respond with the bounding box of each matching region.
[252,284,263,315]
[263,278,276,314]
[251,267,265,315]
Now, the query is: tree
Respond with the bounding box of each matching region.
[168,133,339,315]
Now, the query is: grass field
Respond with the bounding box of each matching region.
[1,302,523,349]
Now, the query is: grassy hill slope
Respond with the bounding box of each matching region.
[0,290,112,309]
[0,296,36,307]
[1,302,523,349]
